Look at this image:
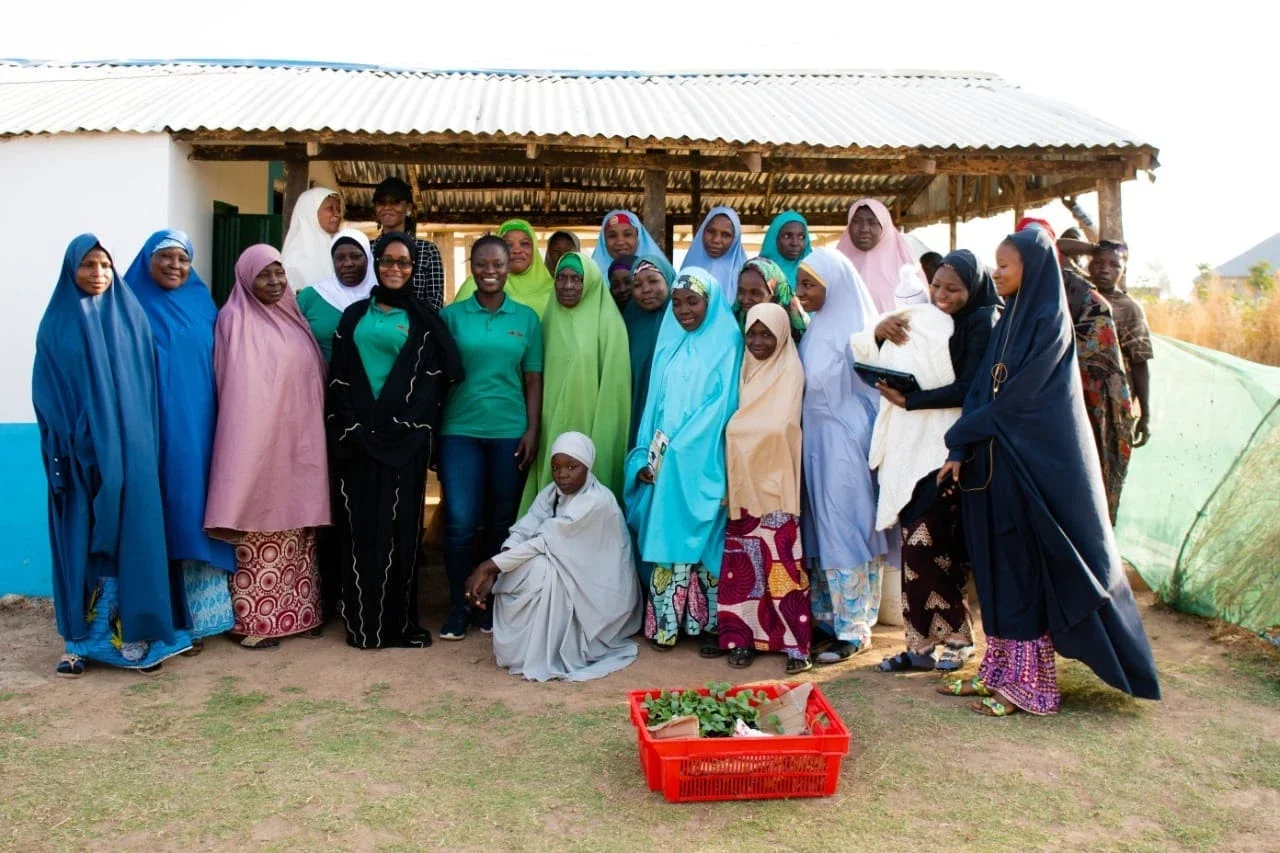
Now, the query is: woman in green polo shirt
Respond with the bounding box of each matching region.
[326,231,463,649]
[438,235,545,641]
[297,229,377,361]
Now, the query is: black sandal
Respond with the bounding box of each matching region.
[876,651,932,673]
[648,638,674,653]
[698,634,726,659]
[727,648,755,669]
[786,656,813,675]
[56,654,86,678]
[815,640,864,665]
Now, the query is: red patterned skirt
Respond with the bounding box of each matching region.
[231,528,321,639]
[717,510,811,659]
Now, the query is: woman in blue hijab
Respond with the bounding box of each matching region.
[795,247,887,665]
[681,205,749,304]
[590,210,665,275]
[758,210,812,286]
[624,267,742,653]
[937,229,1160,716]
[124,230,237,652]
[33,235,192,677]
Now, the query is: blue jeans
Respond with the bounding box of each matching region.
[438,435,524,615]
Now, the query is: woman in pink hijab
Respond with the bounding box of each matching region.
[205,244,331,649]
[836,199,918,314]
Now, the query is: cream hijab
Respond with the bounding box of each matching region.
[282,187,342,290]
[725,303,804,519]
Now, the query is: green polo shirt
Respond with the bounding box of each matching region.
[297,287,343,362]
[440,294,543,439]
[353,301,410,399]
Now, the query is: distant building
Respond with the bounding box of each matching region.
[1213,233,1280,294]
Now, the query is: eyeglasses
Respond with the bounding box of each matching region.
[377,258,413,270]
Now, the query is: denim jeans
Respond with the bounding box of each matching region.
[438,435,524,616]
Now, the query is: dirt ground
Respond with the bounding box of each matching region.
[1,568,1277,852]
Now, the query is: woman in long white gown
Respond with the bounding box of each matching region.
[464,432,643,682]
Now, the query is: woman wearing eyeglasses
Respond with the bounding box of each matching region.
[326,231,464,649]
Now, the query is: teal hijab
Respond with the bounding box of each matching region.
[623,267,743,577]
[759,211,812,286]
[621,254,675,447]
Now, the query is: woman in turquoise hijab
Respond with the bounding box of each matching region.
[622,254,675,447]
[759,210,812,286]
[590,210,665,275]
[624,267,742,653]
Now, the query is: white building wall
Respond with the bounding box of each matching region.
[167,141,269,282]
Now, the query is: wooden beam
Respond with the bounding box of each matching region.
[280,146,309,242]
[1097,178,1124,241]
[642,167,667,253]
[342,207,858,228]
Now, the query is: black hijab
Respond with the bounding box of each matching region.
[937,249,1002,370]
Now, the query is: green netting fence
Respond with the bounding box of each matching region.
[1116,335,1280,635]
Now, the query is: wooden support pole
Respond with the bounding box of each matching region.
[1012,177,1026,225]
[280,150,310,242]
[642,167,667,257]
[948,176,959,251]
[690,170,703,230]
[1096,179,1124,241]
[663,217,675,261]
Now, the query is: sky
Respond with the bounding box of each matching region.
[4,0,1275,295]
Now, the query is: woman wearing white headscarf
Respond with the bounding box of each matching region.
[282,187,344,291]
[464,432,643,682]
[297,229,377,362]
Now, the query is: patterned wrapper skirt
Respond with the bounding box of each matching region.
[231,528,321,639]
[717,510,810,659]
[645,562,717,647]
[900,494,973,656]
[1077,321,1134,524]
[181,560,235,640]
[810,557,884,648]
[65,577,192,669]
[978,634,1061,715]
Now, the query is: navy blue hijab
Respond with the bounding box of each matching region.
[33,234,185,645]
[944,228,1160,700]
[123,230,236,572]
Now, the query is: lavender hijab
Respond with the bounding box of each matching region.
[204,245,331,537]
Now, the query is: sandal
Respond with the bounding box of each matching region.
[55,654,86,679]
[698,634,726,659]
[238,636,280,651]
[934,644,973,673]
[727,648,755,669]
[876,651,933,673]
[785,656,814,675]
[302,625,323,639]
[181,640,205,657]
[648,639,674,653]
[936,675,989,697]
[972,696,1020,717]
[137,663,164,676]
[815,640,864,665]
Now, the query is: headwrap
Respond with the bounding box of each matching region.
[123,229,236,572]
[726,303,804,519]
[624,266,743,577]
[622,254,676,447]
[759,210,812,286]
[608,254,638,278]
[681,205,749,304]
[590,210,666,273]
[309,228,377,313]
[733,257,807,336]
[520,252,631,512]
[550,431,596,472]
[204,244,331,536]
[33,235,182,644]
[452,219,556,317]
[836,198,921,314]
[282,187,342,290]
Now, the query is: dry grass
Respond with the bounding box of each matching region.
[1144,279,1280,365]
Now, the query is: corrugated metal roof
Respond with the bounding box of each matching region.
[0,61,1150,151]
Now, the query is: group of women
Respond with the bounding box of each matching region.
[34,187,1161,715]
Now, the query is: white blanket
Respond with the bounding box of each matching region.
[850,304,959,531]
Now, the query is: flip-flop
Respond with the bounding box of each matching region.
[815,640,864,665]
[972,697,1020,717]
[647,639,674,653]
[876,651,933,673]
[181,640,205,657]
[699,635,727,659]
[727,648,755,669]
[785,656,814,675]
[55,654,85,679]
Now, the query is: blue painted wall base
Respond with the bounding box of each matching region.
[0,423,52,596]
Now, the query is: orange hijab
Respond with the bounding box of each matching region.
[725,303,804,519]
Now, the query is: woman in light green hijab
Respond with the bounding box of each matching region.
[519,252,631,512]
[453,220,556,316]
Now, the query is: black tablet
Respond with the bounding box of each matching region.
[853,362,921,395]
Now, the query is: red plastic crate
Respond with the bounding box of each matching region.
[627,683,850,802]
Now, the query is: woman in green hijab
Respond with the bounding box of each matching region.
[733,257,807,344]
[453,220,556,316]
[623,254,674,447]
[519,253,631,513]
